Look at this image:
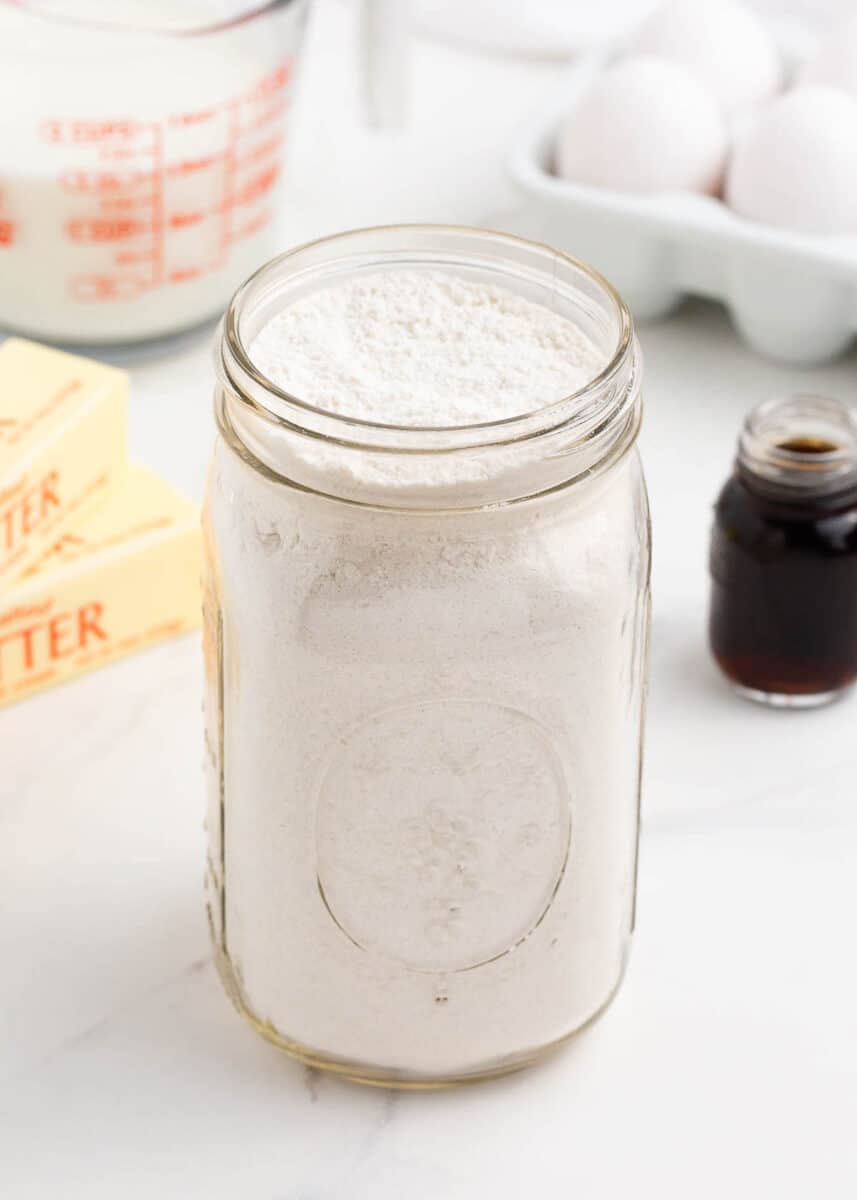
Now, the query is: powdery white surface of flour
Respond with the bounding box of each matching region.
[206,272,648,1079]
[248,271,604,425]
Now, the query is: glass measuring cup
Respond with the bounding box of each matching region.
[0,1,308,347]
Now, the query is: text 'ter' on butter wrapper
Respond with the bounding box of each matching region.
[0,337,126,580]
[0,463,201,708]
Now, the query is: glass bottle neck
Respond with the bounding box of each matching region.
[737,394,857,505]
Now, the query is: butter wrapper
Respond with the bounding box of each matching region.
[0,464,201,708]
[0,337,126,580]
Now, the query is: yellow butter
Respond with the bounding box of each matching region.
[0,463,201,708]
[0,337,126,580]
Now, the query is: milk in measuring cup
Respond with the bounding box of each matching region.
[0,2,303,345]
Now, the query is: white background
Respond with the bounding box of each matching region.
[2,2,856,1196]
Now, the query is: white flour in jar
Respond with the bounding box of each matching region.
[208,270,645,1077]
[249,271,606,425]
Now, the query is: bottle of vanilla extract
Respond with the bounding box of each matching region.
[710,395,857,707]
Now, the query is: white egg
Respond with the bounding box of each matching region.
[555,56,727,195]
[800,14,857,101]
[629,0,781,117]
[726,86,857,235]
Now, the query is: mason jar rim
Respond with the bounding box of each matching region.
[218,224,637,456]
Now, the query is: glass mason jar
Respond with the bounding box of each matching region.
[203,226,651,1086]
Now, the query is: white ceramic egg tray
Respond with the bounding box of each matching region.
[507,71,857,364]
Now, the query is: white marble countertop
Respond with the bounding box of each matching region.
[2,4,856,1196]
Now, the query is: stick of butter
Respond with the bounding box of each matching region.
[0,337,126,581]
[0,463,201,708]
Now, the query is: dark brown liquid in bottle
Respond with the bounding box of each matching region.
[710,439,857,699]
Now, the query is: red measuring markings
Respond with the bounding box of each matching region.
[166,153,222,178]
[60,169,151,193]
[115,248,160,267]
[44,110,164,292]
[168,108,217,128]
[0,185,15,246]
[243,105,286,137]
[100,194,158,212]
[70,275,148,302]
[238,134,281,169]
[168,266,206,283]
[217,99,241,269]
[66,217,149,243]
[149,122,165,287]
[169,211,205,230]
[99,145,156,162]
[245,100,288,134]
[233,209,271,243]
[233,164,280,209]
[41,59,292,300]
[248,62,290,101]
[41,119,140,144]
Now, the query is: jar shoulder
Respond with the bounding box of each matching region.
[203,438,650,656]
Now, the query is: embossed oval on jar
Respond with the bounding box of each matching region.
[316,700,571,973]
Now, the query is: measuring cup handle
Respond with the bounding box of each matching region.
[361,0,410,129]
